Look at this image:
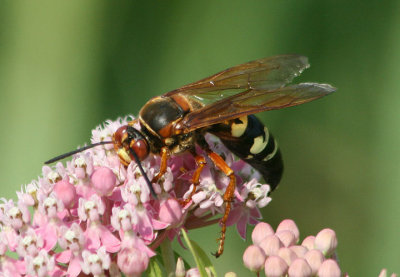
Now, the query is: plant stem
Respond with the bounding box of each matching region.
[160,238,176,276]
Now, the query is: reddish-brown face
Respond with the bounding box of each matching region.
[112,125,149,166]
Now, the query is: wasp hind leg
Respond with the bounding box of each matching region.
[197,137,236,258]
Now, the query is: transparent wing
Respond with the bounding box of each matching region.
[164,55,310,100]
[180,83,336,132]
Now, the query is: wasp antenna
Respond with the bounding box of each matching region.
[44,141,114,164]
[129,148,158,199]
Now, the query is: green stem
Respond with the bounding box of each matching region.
[160,238,176,276]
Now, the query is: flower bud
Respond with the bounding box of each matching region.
[264,256,288,277]
[54,180,77,209]
[277,247,297,266]
[91,167,116,196]
[288,258,312,277]
[301,236,315,250]
[186,268,200,276]
[176,257,185,277]
[317,259,341,277]
[289,245,308,258]
[275,230,296,247]
[225,272,238,277]
[252,222,274,245]
[379,269,388,277]
[117,247,149,275]
[303,249,325,275]
[159,198,183,226]
[259,235,283,256]
[276,219,300,242]
[243,245,266,272]
[315,229,337,256]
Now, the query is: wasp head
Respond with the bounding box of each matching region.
[113,125,149,166]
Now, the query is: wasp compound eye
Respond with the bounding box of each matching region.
[130,139,149,161]
[113,125,128,146]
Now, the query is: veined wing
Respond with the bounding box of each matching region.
[180,83,336,132]
[164,55,309,102]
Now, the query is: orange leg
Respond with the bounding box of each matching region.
[152,147,169,183]
[180,153,207,206]
[206,150,236,258]
[127,118,139,126]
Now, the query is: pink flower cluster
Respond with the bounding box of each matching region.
[0,116,272,276]
[243,220,341,277]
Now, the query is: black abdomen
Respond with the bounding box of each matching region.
[209,115,283,191]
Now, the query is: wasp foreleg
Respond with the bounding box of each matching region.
[127,118,139,126]
[152,147,169,184]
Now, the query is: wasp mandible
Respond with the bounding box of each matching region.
[46,55,335,257]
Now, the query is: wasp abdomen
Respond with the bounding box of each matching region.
[210,115,283,191]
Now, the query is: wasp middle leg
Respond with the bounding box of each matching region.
[180,151,207,207]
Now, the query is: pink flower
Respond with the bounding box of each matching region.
[0,232,7,255]
[81,246,110,276]
[25,249,55,277]
[68,153,95,183]
[121,163,155,205]
[111,204,137,232]
[58,223,84,254]
[0,257,25,277]
[131,204,155,242]
[191,167,224,216]
[16,228,44,257]
[57,224,85,277]
[240,178,271,209]
[41,165,62,185]
[0,116,279,275]
[78,194,105,222]
[84,217,120,253]
[6,201,31,230]
[37,193,64,219]
[119,233,156,261]
[17,181,39,207]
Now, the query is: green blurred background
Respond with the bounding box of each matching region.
[1,1,399,275]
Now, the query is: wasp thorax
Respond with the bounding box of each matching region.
[112,125,149,166]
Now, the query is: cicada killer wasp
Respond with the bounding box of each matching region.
[46,54,335,257]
